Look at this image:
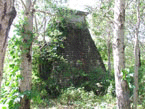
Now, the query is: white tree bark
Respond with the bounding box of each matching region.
[133,0,140,108]
[19,0,33,108]
[0,0,16,89]
[113,0,130,108]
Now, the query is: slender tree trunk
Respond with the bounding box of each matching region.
[139,48,141,67]
[0,0,16,89]
[133,0,140,108]
[19,0,33,108]
[107,31,111,74]
[113,0,130,108]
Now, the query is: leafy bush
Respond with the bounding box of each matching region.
[58,87,97,108]
[138,65,145,107]
[0,35,22,109]
[32,55,110,98]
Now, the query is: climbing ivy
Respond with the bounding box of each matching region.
[0,16,35,108]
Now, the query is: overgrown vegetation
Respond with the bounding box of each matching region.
[0,0,145,108]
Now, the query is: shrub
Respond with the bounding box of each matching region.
[58,87,97,108]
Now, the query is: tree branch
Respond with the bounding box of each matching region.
[20,0,27,10]
[33,9,55,16]
[32,0,37,8]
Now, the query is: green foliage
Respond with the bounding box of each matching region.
[119,65,145,105]
[14,18,34,51]
[0,30,23,108]
[58,87,97,108]
[0,17,35,108]
[3,1,145,108]
[138,65,145,107]
[31,7,110,101]
[122,69,131,81]
[53,86,116,109]
[33,51,110,98]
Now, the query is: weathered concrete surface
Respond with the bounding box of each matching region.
[59,10,106,73]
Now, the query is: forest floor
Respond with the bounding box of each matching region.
[34,102,144,109]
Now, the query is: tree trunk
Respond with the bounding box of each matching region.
[19,0,33,108]
[139,48,141,67]
[0,0,16,89]
[107,31,111,74]
[113,0,130,108]
[133,0,140,108]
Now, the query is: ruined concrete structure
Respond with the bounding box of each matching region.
[59,10,106,73]
[37,10,107,97]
